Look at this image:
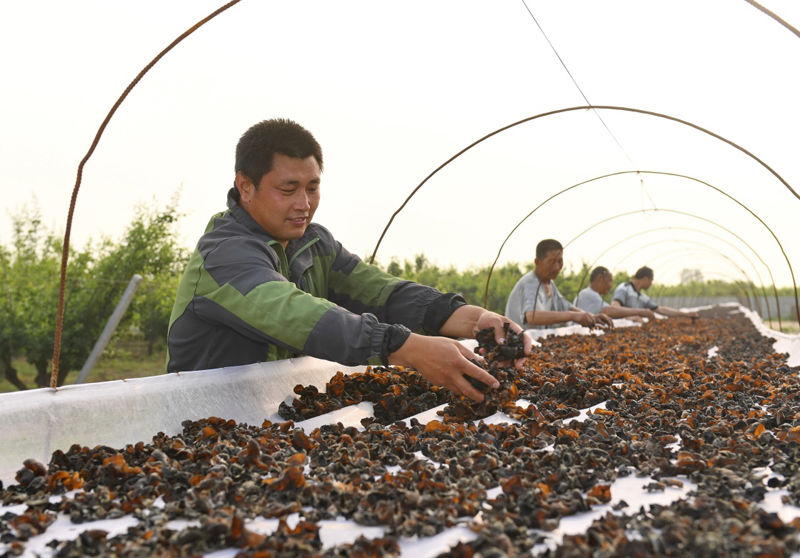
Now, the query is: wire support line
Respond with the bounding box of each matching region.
[519,0,636,168]
[370,105,800,269]
[743,0,800,39]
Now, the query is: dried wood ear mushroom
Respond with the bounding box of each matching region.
[2,307,800,556]
[474,322,527,363]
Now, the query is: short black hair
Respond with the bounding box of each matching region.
[634,266,654,280]
[233,118,323,200]
[536,239,563,260]
[590,266,611,282]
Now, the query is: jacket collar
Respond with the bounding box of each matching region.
[533,269,553,287]
[226,187,318,272]
[626,280,642,295]
[227,187,270,238]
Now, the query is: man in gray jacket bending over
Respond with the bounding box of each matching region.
[574,266,657,322]
[611,266,699,319]
[505,239,612,330]
[167,118,532,402]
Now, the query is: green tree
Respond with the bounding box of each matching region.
[372,256,527,315]
[132,271,182,355]
[50,201,186,384]
[2,199,187,387]
[553,262,592,303]
[0,243,28,390]
[3,209,73,388]
[386,258,403,277]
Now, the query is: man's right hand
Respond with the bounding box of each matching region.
[570,311,596,328]
[387,333,499,402]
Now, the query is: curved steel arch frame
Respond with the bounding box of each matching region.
[480,170,798,325]
[639,251,761,314]
[572,226,773,323]
[606,238,763,311]
[370,106,799,267]
[51,0,244,387]
[562,207,783,328]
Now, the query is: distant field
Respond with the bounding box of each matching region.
[765,320,800,334]
[0,337,167,393]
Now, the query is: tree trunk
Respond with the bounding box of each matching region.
[0,355,28,391]
[34,359,50,388]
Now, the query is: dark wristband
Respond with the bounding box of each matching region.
[422,292,467,335]
[382,323,411,365]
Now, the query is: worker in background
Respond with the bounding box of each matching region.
[574,266,657,322]
[505,239,613,330]
[166,118,532,402]
[611,266,699,319]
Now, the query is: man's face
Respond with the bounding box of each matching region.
[595,272,613,295]
[236,153,321,246]
[639,275,653,290]
[535,249,563,282]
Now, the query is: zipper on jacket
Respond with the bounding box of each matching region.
[289,236,320,290]
[288,237,320,268]
[267,240,291,279]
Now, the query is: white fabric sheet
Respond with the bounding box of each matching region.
[1,304,798,558]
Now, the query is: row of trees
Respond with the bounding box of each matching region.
[381,254,785,313]
[1,203,184,389]
[2,202,791,390]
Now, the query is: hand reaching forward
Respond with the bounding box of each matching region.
[570,311,597,327]
[640,309,657,320]
[471,309,534,369]
[388,333,499,402]
[594,312,614,328]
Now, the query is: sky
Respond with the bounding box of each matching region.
[1,0,799,292]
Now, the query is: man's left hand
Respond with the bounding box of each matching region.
[473,310,533,370]
[594,313,614,328]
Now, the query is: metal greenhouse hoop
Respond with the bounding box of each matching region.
[480,170,798,326]
[50,0,244,388]
[572,226,773,323]
[370,105,799,266]
[561,207,784,329]
[645,255,762,315]
[606,239,764,316]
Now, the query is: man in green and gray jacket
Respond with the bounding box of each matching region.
[167,118,531,402]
